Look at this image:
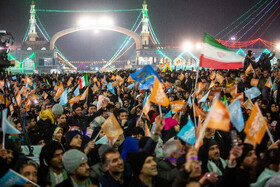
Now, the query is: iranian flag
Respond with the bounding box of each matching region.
[199,33,244,69]
[79,74,88,89]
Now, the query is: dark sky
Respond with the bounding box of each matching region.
[0,0,279,61]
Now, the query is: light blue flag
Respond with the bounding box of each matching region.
[143,92,148,106]
[12,76,16,80]
[151,122,156,134]
[130,65,162,90]
[228,99,244,132]
[74,86,79,97]
[0,169,30,187]
[177,119,196,145]
[203,103,209,111]
[166,87,173,94]
[2,109,21,134]
[95,135,108,145]
[60,89,68,106]
[52,81,56,87]
[244,86,261,100]
[187,95,192,107]
[107,83,116,95]
[118,97,123,107]
[164,111,172,118]
[127,83,135,90]
[198,91,210,103]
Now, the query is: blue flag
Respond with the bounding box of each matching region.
[2,109,21,134]
[228,99,244,132]
[107,83,116,95]
[74,86,79,97]
[164,111,172,118]
[95,135,108,145]
[244,86,261,100]
[52,81,56,87]
[177,119,196,145]
[0,169,30,187]
[127,83,135,90]
[60,89,68,106]
[166,87,173,94]
[143,92,148,106]
[12,76,16,80]
[130,65,162,90]
[198,91,210,103]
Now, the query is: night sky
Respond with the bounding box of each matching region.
[0,0,279,61]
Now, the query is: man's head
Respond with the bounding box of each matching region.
[123,99,130,108]
[117,109,128,122]
[240,72,246,82]
[72,103,83,117]
[208,139,220,162]
[237,143,257,170]
[40,141,64,170]
[101,148,124,175]
[163,140,185,162]
[263,70,270,78]
[88,104,97,115]
[25,116,36,129]
[127,152,157,177]
[65,131,82,149]
[15,158,38,187]
[57,114,66,125]
[62,149,90,179]
[131,127,145,141]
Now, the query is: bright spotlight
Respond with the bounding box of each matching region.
[98,17,113,26]
[196,43,202,50]
[276,43,280,50]
[230,36,236,41]
[78,17,92,27]
[93,29,99,34]
[183,42,192,51]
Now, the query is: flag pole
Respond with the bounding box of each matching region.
[193,66,200,127]
[159,104,162,117]
[266,126,274,144]
[2,132,5,149]
[94,129,102,141]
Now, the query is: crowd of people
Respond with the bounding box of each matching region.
[0,49,280,187]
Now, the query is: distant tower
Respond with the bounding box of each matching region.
[141,0,150,49]
[28,1,39,41]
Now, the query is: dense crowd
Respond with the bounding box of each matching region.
[0,50,280,187]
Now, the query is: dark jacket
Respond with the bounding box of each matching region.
[127,176,170,187]
[217,166,251,187]
[157,160,179,185]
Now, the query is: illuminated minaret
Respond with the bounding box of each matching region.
[28,1,39,41]
[141,0,150,49]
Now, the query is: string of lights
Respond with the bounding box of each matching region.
[219,0,269,40]
[35,9,142,13]
[233,0,277,41]
[110,42,135,64]
[237,1,279,41]
[248,5,280,40]
[22,23,31,43]
[258,10,280,38]
[214,0,264,37]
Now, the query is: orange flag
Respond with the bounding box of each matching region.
[111,75,116,81]
[170,100,186,112]
[244,103,267,144]
[195,83,203,96]
[96,81,101,88]
[150,77,169,107]
[209,80,215,89]
[112,81,118,87]
[20,86,28,95]
[201,83,207,90]
[164,81,173,89]
[55,83,64,99]
[93,77,98,83]
[101,113,123,140]
[250,78,259,87]
[26,77,33,85]
[245,64,254,75]
[204,99,230,132]
[42,92,48,99]
[0,80,4,89]
[216,73,224,84]
[0,95,10,106]
[193,103,208,120]
[176,87,186,92]
[67,77,74,87]
[231,93,244,104]
[265,77,272,88]
[173,112,180,123]
[224,86,237,97]
[69,95,82,104]
[210,72,216,80]
[80,87,89,101]
[128,76,134,82]
[143,98,151,115]
[16,92,21,106]
[243,99,254,110]
[92,84,99,93]
[144,121,151,137]
[26,99,31,112]
[178,73,184,81]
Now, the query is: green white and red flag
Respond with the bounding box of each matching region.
[199,33,244,69]
[79,74,88,89]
